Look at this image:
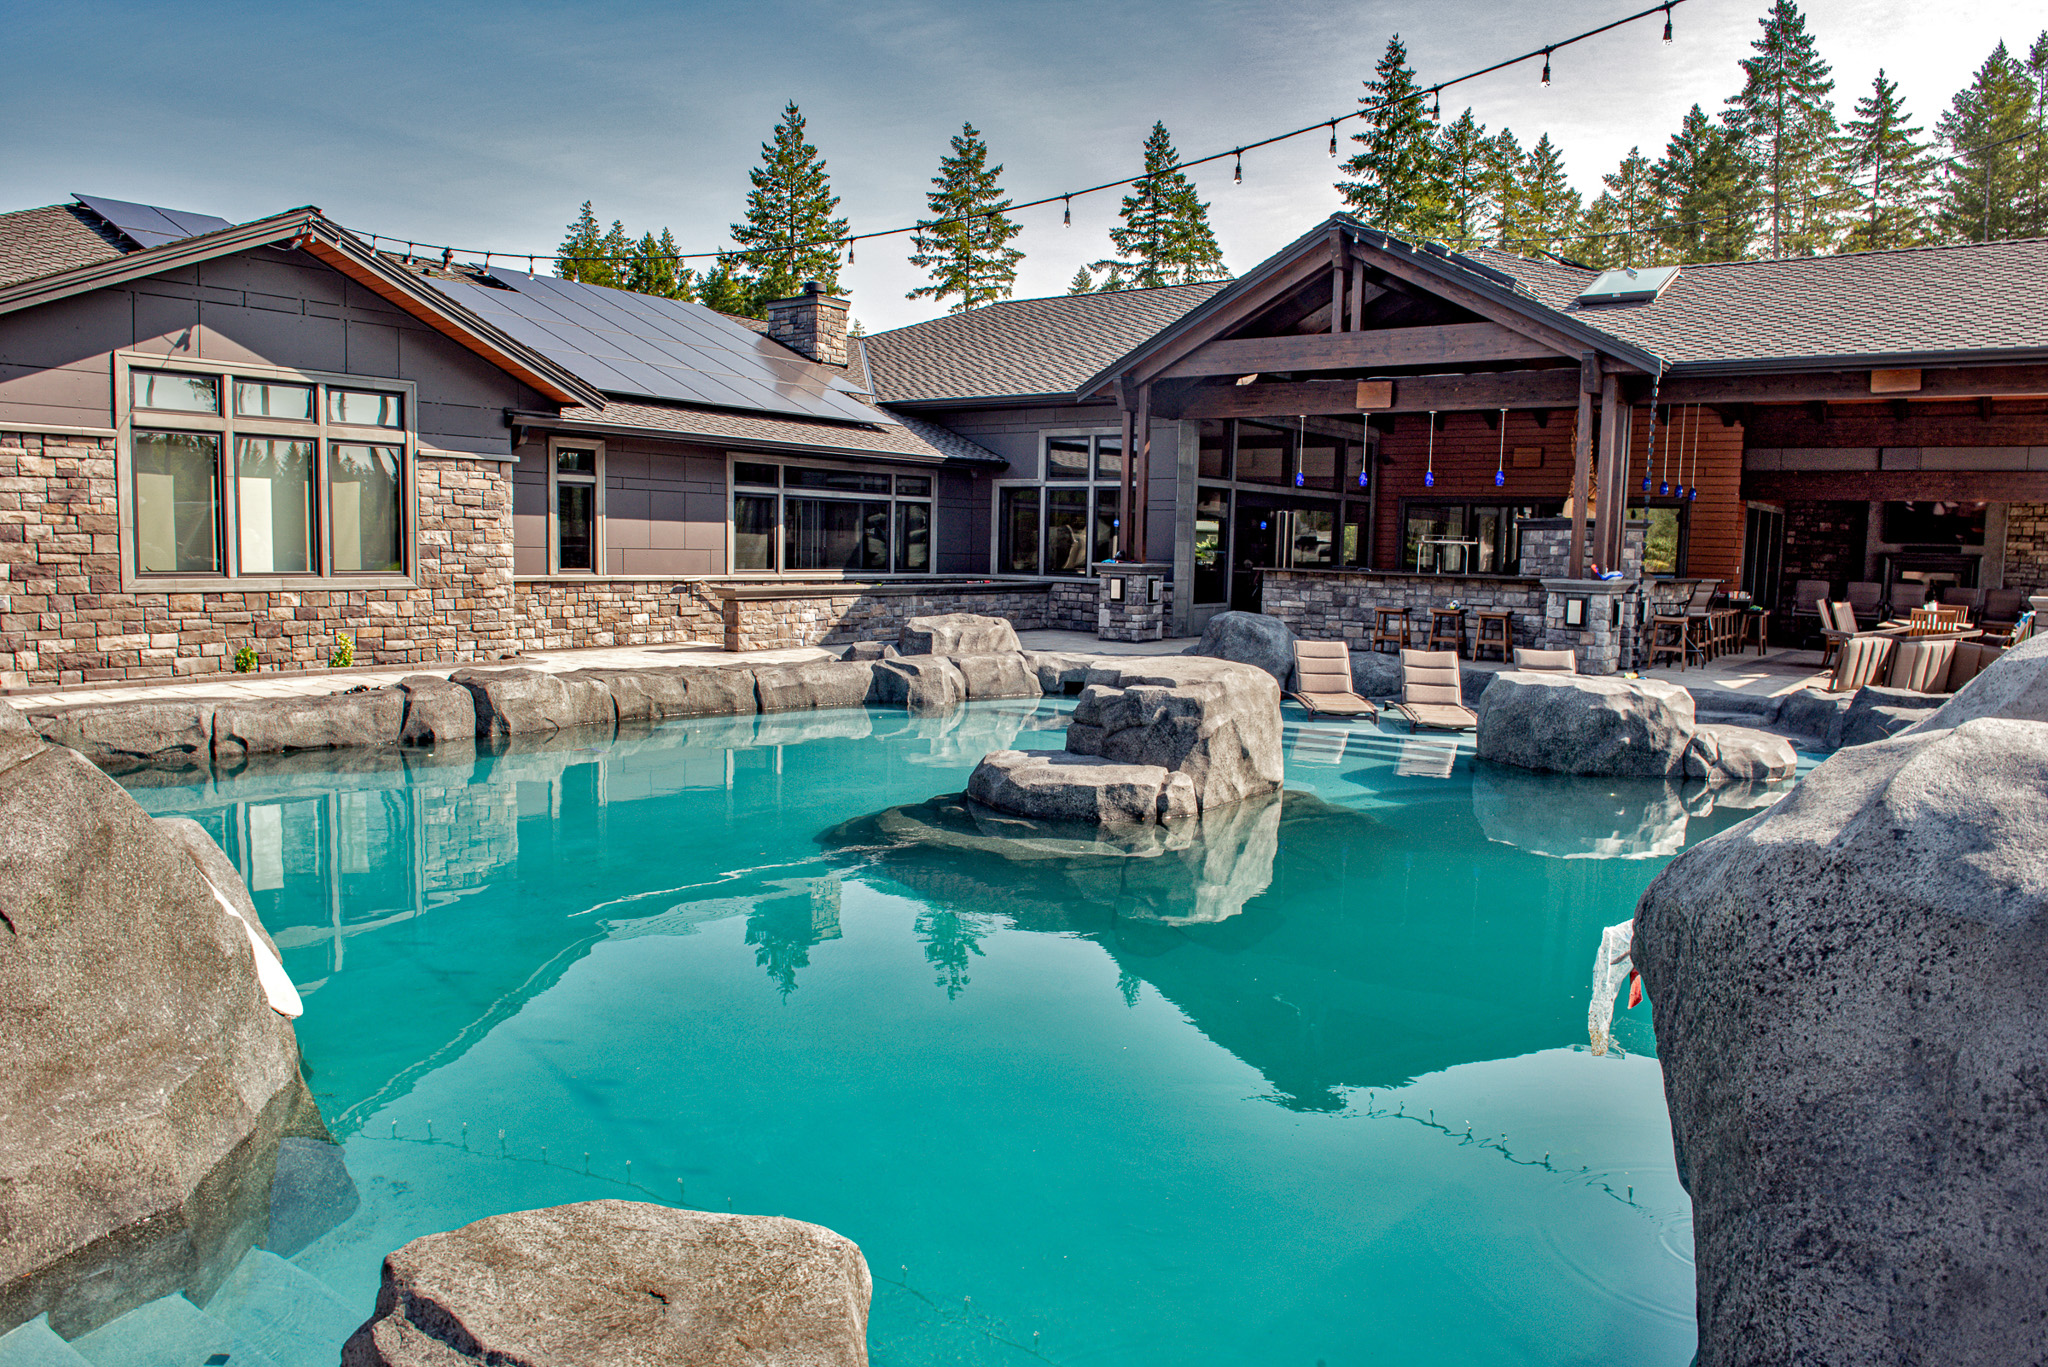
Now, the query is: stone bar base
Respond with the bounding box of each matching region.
[1538,578,1641,675]
[1096,564,1172,642]
[1263,569,1543,658]
[709,580,1055,651]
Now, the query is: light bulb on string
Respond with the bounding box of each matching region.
[847,240,855,265]
[1663,5,1674,41]
[1234,151,1243,184]
[1424,412,1436,488]
[1493,407,1507,488]
[1541,48,1552,85]
[1433,87,1442,119]
[1329,123,1338,156]
[1063,196,1071,227]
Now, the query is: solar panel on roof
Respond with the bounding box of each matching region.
[1576,265,1680,305]
[421,270,895,426]
[73,194,233,249]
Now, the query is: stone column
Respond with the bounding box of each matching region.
[1539,578,1638,675]
[1097,563,1170,642]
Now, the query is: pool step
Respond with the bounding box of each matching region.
[65,1294,280,1367]
[199,1249,364,1367]
[0,1316,94,1367]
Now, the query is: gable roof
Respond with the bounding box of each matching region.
[1471,239,2048,373]
[0,205,605,408]
[0,204,129,289]
[862,282,1229,405]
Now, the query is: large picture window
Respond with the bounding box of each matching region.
[123,359,411,584]
[992,431,1134,577]
[1401,500,1559,573]
[728,460,934,576]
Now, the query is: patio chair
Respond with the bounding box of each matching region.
[1512,647,1577,673]
[1818,601,1856,669]
[1890,636,1959,693]
[1286,641,1379,720]
[1391,649,1477,731]
[1982,588,2027,633]
[1889,581,1929,617]
[1845,581,1884,627]
[1791,578,1829,644]
[1827,634,1896,693]
[1940,586,1986,618]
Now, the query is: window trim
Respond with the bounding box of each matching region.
[113,352,417,591]
[722,453,937,578]
[547,437,605,574]
[985,428,1132,579]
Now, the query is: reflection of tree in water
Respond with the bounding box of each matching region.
[914,908,988,999]
[744,881,842,998]
[1118,967,1143,1008]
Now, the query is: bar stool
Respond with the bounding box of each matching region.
[1473,610,1513,663]
[1649,614,1689,670]
[1427,606,1467,658]
[1371,606,1411,654]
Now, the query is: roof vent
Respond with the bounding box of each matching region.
[1576,265,1679,305]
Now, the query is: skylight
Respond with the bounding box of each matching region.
[1575,265,1679,305]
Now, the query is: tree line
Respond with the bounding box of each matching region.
[553,0,2048,323]
[1343,0,2048,265]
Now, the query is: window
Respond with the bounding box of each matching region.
[552,444,600,572]
[133,432,222,573]
[1401,500,1559,574]
[235,437,316,573]
[992,432,1138,576]
[999,486,1041,574]
[1046,437,1090,480]
[1235,422,1291,485]
[1640,504,1689,576]
[729,457,934,576]
[1046,488,1089,573]
[1198,420,1230,480]
[122,360,412,583]
[1194,487,1230,603]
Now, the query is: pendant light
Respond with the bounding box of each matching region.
[1658,404,1671,496]
[1234,150,1243,184]
[1063,195,1072,227]
[1294,414,1307,486]
[1494,407,1507,487]
[1424,411,1436,488]
[1663,4,1674,42]
[1329,122,1339,156]
[1541,48,1552,85]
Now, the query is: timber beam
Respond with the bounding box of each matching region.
[1164,367,1580,420]
[1152,322,1559,381]
[1659,364,2048,405]
[1747,470,2048,502]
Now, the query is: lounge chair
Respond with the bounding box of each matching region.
[1827,634,1896,692]
[1512,647,1577,673]
[1287,640,1378,720]
[1818,600,1856,669]
[1845,581,1884,627]
[1392,649,1477,731]
[1982,588,2027,634]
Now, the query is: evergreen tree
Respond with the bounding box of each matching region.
[1519,134,1584,251]
[1842,70,1935,251]
[695,262,752,316]
[627,229,696,299]
[1336,36,1448,239]
[554,202,606,283]
[597,219,633,286]
[1483,128,1530,248]
[905,123,1025,313]
[1066,266,1098,295]
[1094,122,1228,287]
[1936,42,2038,243]
[2027,32,2048,236]
[1655,104,1760,262]
[1575,148,1661,268]
[726,101,850,315]
[1094,263,1133,292]
[1436,109,1492,250]
[1722,0,1844,255]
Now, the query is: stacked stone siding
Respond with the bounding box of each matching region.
[1263,571,1545,656]
[1046,580,1096,631]
[1095,568,1173,643]
[720,583,1055,651]
[0,433,517,685]
[513,580,722,652]
[2003,503,2048,592]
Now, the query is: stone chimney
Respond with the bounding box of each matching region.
[765,281,849,368]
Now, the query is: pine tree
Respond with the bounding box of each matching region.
[726,101,850,316]
[1436,109,1492,250]
[695,262,752,316]
[1842,70,1935,251]
[1655,104,1760,262]
[1483,129,1530,248]
[627,229,696,299]
[597,219,633,286]
[1336,36,1448,239]
[2028,32,2048,235]
[555,202,606,283]
[1066,266,1097,295]
[1094,263,1133,292]
[1575,148,1661,268]
[1722,0,1844,256]
[1519,134,1583,252]
[1936,42,2038,243]
[1094,123,1228,287]
[906,123,1025,313]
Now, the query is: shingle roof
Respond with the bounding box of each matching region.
[546,396,1004,466]
[0,204,129,289]
[1471,239,2048,369]
[862,282,1230,403]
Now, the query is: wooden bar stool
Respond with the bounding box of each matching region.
[1473,610,1513,663]
[1371,606,1411,654]
[1649,614,1689,670]
[1427,606,1467,658]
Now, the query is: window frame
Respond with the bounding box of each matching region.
[985,429,1137,579]
[722,453,937,578]
[113,352,416,591]
[547,437,606,574]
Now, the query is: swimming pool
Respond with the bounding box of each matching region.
[118,699,1771,1365]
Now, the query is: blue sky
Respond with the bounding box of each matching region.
[6,0,2040,330]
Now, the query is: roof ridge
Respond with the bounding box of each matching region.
[867,279,1229,339]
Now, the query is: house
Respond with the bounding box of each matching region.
[2,194,2045,685]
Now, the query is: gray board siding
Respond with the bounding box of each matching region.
[0,246,548,448]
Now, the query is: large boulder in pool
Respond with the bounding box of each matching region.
[898,612,1020,656]
[0,705,323,1337]
[342,1200,871,1367]
[1193,611,1297,689]
[1476,672,1697,779]
[23,697,224,772]
[451,668,616,737]
[1633,678,2048,1363]
[214,687,406,760]
[967,749,1197,824]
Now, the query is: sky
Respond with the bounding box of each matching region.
[5,0,2042,333]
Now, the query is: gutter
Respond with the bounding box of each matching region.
[504,409,1009,470]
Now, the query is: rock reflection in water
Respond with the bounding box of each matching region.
[820,789,1283,928]
[1472,763,1795,860]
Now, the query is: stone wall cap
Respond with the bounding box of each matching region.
[1096,562,1172,574]
[1540,577,1640,590]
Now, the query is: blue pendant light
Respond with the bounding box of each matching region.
[1424,411,1436,487]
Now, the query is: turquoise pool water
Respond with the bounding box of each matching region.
[118,700,1773,1366]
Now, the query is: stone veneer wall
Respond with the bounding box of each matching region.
[1046,580,1097,632]
[0,431,518,686]
[720,583,1055,651]
[2002,503,2048,592]
[512,580,723,652]
[1263,571,1544,656]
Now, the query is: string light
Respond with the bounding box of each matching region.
[1062,195,1071,227]
[1663,4,1674,41]
[1541,48,1553,85]
[1432,86,1442,119]
[1233,150,1243,184]
[1328,123,1339,156]
[1494,408,1507,487]
[847,239,855,264]
[1424,412,1437,488]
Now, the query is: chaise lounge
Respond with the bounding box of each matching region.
[1391,649,1477,731]
[1287,640,1379,720]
